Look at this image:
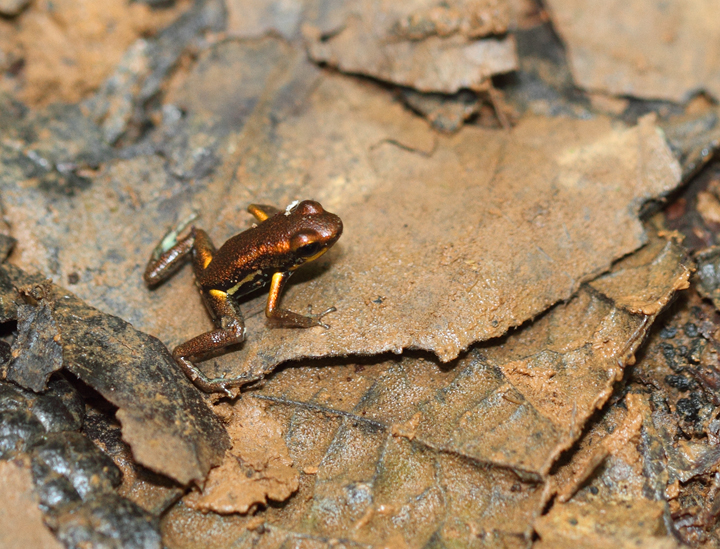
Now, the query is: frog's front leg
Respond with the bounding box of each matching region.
[172,288,248,396]
[265,271,336,329]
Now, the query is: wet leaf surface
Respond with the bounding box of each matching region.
[0,377,164,547]
[545,0,720,103]
[6,302,63,392]
[629,290,720,545]
[183,399,300,515]
[83,406,185,516]
[0,263,229,485]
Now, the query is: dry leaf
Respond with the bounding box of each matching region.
[224,0,516,93]
[545,0,720,102]
[161,236,690,546]
[305,1,517,93]
[0,459,63,549]
[9,0,187,107]
[535,499,678,549]
[1,38,682,390]
[0,264,229,485]
[184,399,299,514]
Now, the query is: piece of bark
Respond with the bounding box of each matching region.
[545,0,720,103]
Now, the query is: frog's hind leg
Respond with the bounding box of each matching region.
[189,227,216,273]
[143,213,198,286]
[247,204,281,222]
[172,288,248,396]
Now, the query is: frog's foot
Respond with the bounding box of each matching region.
[175,355,249,397]
[308,306,336,329]
[267,305,337,329]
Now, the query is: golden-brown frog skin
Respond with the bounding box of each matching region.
[144,200,343,395]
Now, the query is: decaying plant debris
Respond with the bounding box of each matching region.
[0,263,229,485]
[2,0,720,548]
[2,45,683,386]
[159,234,691,547]
[545,0,720,103]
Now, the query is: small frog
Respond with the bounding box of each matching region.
[144,200,343,395]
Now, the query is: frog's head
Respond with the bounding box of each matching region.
[284,200,343,269]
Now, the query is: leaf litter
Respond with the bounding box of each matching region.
[161,233,691,547]
[0,2,709,547]
[223,0,517,94]
[544,0,720,103]
[2,37,683,387]
[0,263,229,485]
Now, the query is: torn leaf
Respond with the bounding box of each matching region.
[305,1,517,93]
[6,302,63,392]
[0,264,229,485]
[162,235,690,545]
[545,0,720,102]
[1,43,683,388]
[184,399,299,515]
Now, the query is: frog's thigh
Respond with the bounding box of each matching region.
[202,288,246,329]
[191,228,216,273]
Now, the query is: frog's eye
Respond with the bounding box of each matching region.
[297,242,321,257]
[290,231,319,254]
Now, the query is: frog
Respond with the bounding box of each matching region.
[144,200,343,396]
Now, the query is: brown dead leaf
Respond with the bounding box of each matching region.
[696,245,720,309]
[534,390,682,549]
[535,499,677,549]
[0,458,64,549]
[82,406,184,516]
[9,0,188,107]
[305,1,517,93]
[549,393,646,504]
[161,235,689,546]
[184,399,299,514]
[545,0,720,102]
[213,102,681,384]
[1,38,683,390]
[517,369,685,549]
[223,0,516,94]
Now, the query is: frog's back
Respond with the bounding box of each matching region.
[196,224,285,294]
